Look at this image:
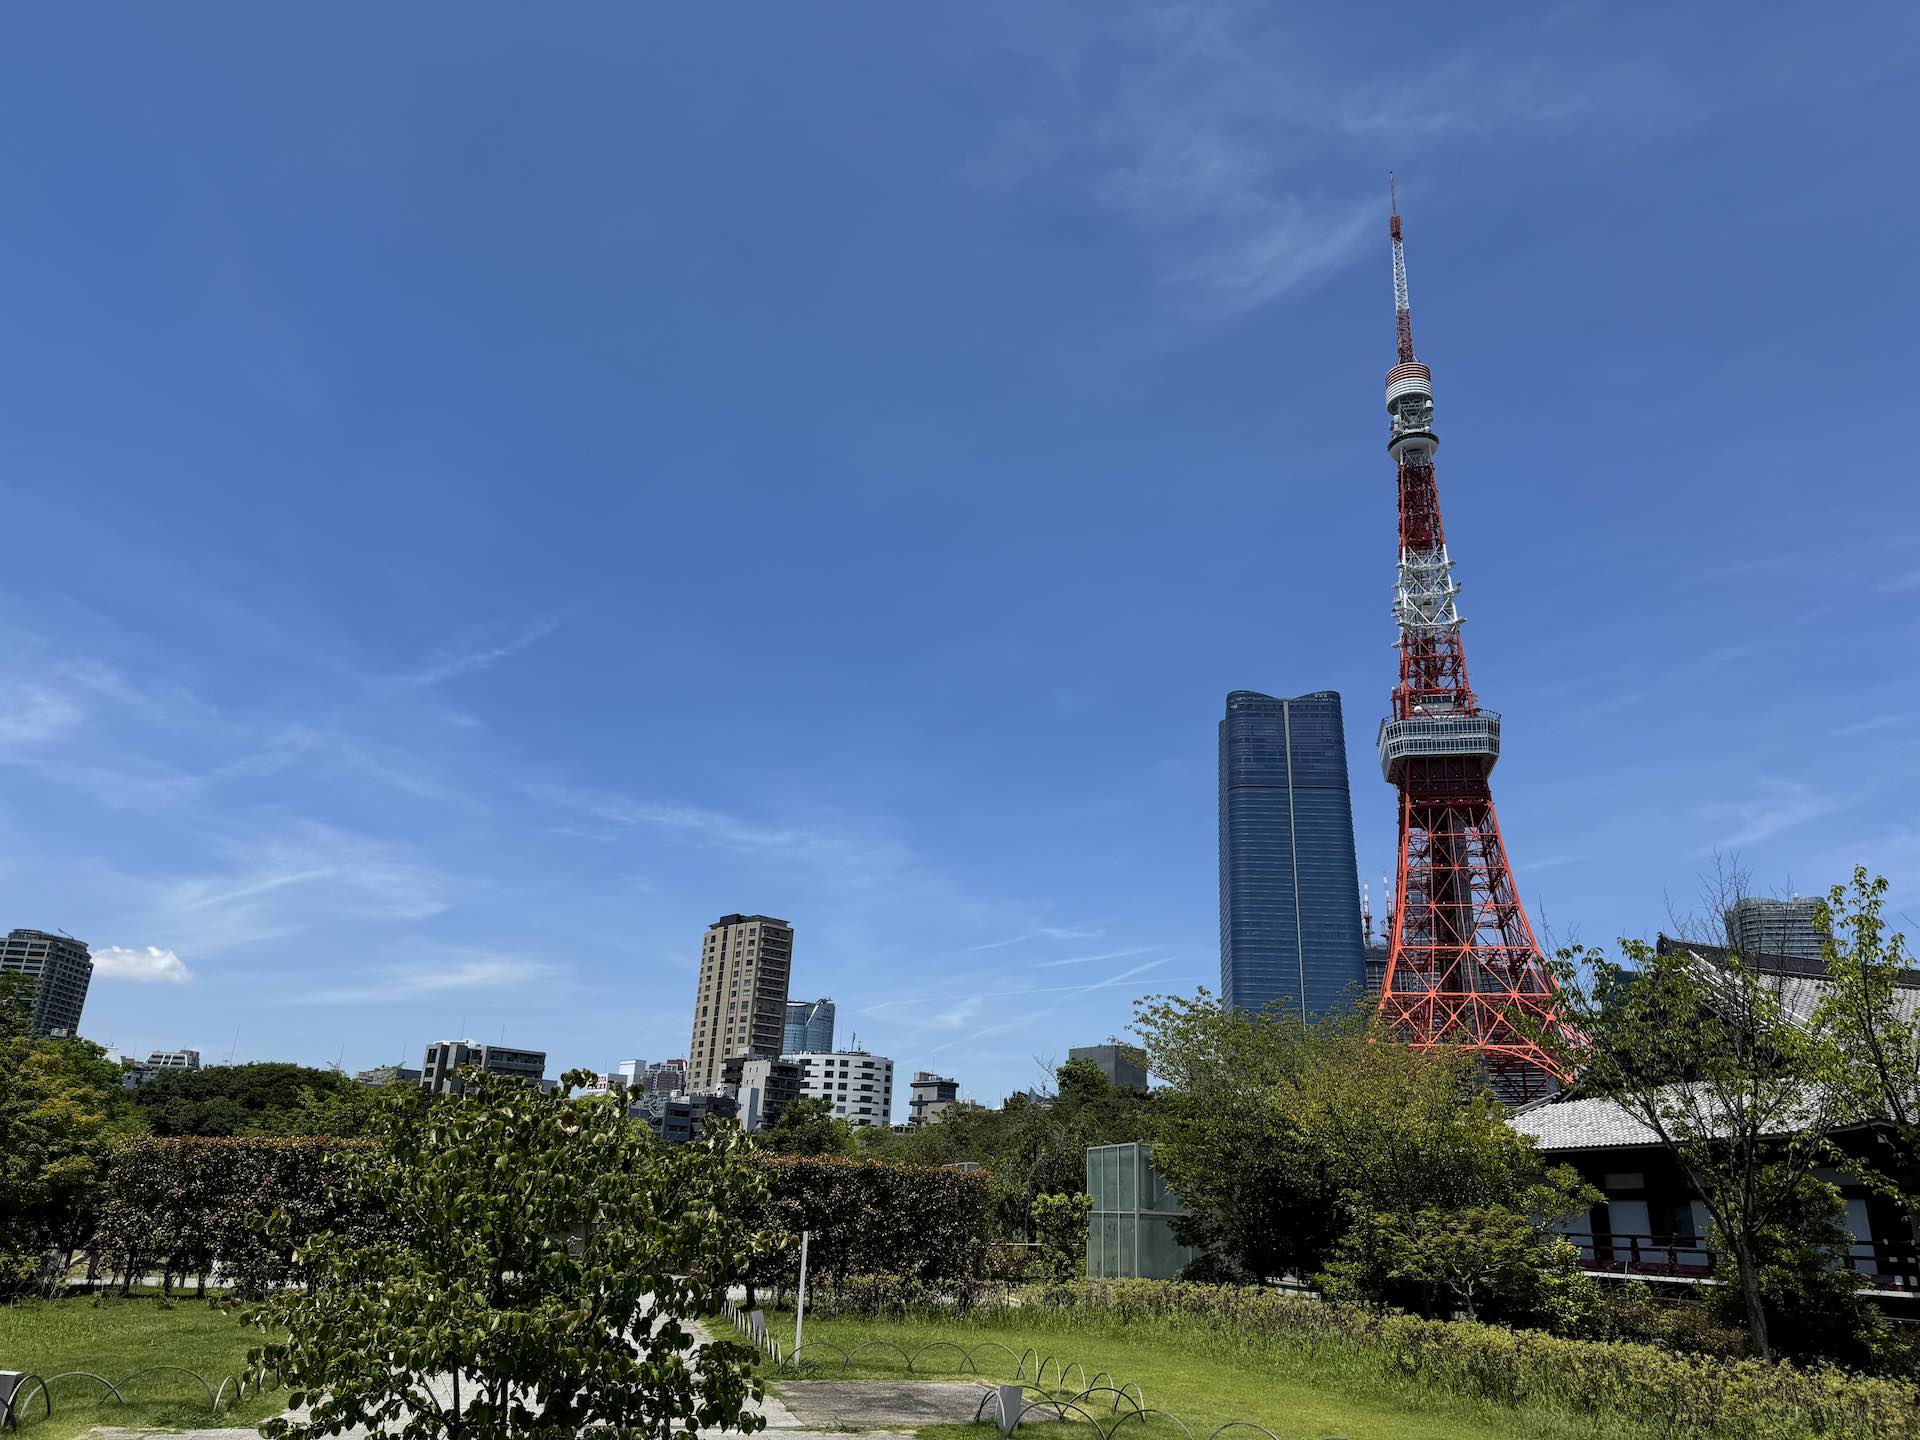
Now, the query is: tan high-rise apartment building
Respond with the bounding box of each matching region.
[687,914,793,1090]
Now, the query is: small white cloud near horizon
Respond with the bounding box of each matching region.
[93,945,191,984]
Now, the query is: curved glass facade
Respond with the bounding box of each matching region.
[1218,690,1366,1019]
[783,997,835,1055]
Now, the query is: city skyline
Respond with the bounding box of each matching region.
[1,6,1915,1107]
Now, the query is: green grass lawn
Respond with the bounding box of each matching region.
[0,1297,285,1440]
[749,1306,1642,1440]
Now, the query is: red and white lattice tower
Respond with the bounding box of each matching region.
[1373,186,1573,1101]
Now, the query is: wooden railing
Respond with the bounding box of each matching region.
[1560,1232,1920,1292]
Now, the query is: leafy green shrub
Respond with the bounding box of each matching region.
[245,1070,773,1440]
[1042,1279,1920,1439]
[94,1137,385,1297]
[751,1156,994,1297]
[810,1273,957,1317]
[1031,1192,1091,1283]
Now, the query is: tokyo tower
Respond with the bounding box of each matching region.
[1373,186,1573,1101]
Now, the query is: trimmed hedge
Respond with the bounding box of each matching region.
[1037,1279,1920,1440]
[90,1143,997,1306]
[751,1157,994,1297]
[93,1137,381,1297]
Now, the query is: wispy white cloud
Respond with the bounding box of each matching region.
[1834,714,1905,738]
[150,823,452,953]
[1700,780,1839,851]
[0,687,84,749]
[93,944,191,984]
[970,3,1699,320]
[863,995,985,1032]
[51,658,216,727]
[385,617,559,691]
[302,951,558,1005]
[964,924,1107,952]
[1034,946,1155,969]
[1522,855,1589,874]
[926,1017,1027,1057]
[170,866,337,914]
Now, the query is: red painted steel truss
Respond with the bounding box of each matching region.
[1373,196,1574,1101]
[1380,787,1569,1100]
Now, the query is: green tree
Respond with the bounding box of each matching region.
[1814,867,1920,1205]
[1134,990,1547,1286]
[245,1069,775,1440]
[1547,935,1854,1360]
[755,1096,853,1156]
[1697,1168,1891,1369]
[0,973,137,1296]
[134,1061,377,1137]
[863,1058,1157,1238]
[1031,1191,1091,1282]
[1322,1169,1600,1326]
[1131,991,1328,1280]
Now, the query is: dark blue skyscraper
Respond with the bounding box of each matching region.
[1219,690,1366,1019]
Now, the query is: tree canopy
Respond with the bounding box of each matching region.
[1133,989,1589,1324]
[133,1061,379,1137]
[859,1056,1158,1236]
[0,972,138,1295]
[247,1069,775,1440]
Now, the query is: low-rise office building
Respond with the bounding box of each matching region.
[645,1090,738,1145]
[122,1048,201,1088]
[354,1063,422,1088]
[723,1054,802,1132]
[1069,1043,1149,1093]
[909,1071,959,1125]
[419,1040,547,1095]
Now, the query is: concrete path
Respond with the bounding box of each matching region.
[772,1380,1004,1431]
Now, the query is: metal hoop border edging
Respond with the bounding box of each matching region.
[212,1375,248,1414]
[1106,1407,1199,1440]
[0,1375,49,1432]
[845,1339,913,1371]
[1205,1424,1282,1440]
[972,1381,1062,1422]
[12,1370,126,1420]
[1018,1397,1109,1440]
[786,1340,852,1373]
[1065,1386,1145,1418]
[908,1341,977,1374]
[116,1367,217,1408]
[965,1341,1022,1376]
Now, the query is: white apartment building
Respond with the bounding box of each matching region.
[789,1050,894,1129]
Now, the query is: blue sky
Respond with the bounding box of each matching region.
[3,4,1916,1115]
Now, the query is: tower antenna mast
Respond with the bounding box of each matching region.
[1373,184,1575,1100]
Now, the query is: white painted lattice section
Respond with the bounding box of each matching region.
[1394,545,1462,638]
